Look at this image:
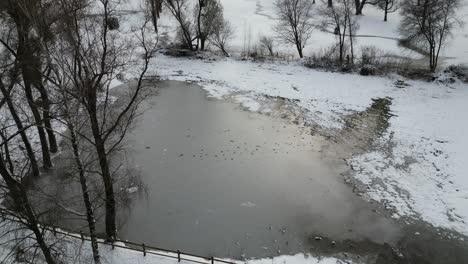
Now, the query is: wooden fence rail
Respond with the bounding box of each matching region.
[0,208,236,264]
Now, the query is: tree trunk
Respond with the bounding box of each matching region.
[88,111,117,241]
[197,0,203,51]
[0,132,15,172]
[296,44,304,58]
[384,0,389,21]
[23,81,53,169]
[37,84,58,153]
[347,10,354,64]
[0,82,40,177]
[355,0,365,15]
[200,38,206,51]
[430,45,437,72]
[69,123,101,264]
[14,17,53,169]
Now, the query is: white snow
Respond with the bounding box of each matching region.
[101,250,348,264]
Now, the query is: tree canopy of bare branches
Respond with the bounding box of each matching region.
[259,35,275,56]
[399,0,461,71]
[195,0,223,50]
[51,0,157,242]
[377,0,399,22]
[319,0,359,63]
[165,0,195,50]
[274,0,314,58]
[210,20,234,56]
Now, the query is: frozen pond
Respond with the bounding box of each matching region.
[26,81,468,263]
[118,81,401,259]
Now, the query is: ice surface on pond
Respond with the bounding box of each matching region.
[118,81,401,259]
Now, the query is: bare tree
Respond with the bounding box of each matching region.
[0,10,41,178]
[0,161,58,264]
[400,0,461,71]
[210,20,235,56]
[50,0,158,241]
[1,0,57,170]
[377,0,399,21]
[146,0,163,33]
[274,0,314,58]
[259,35,275,56]
[320,0,358,63]
[57,86,102,264]
[195,0,223,50]
[165,0,195,50]
[0,60,56,264]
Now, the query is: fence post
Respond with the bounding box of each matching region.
[143,243,146,256]
[53,227,56,236]
[112,241,115,250]
[177,250,181,262]
[211,256,214,264]
[79,231,84,242]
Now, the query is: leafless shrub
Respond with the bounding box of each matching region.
[209,20,235,56]
[305,45,343,70]
[259,35,275,56]
[445,65,468,83]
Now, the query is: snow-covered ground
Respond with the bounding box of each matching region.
[101,249,348,264]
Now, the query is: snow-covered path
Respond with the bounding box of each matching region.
[149,54,468,236]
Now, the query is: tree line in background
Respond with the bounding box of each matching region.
[147,0,234,55]
[147,0,460,71]
[271,0,460,72]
